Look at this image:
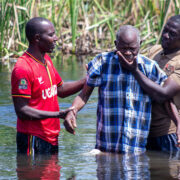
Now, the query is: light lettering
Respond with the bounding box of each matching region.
[42,90,47,100]
[42,85,57,100]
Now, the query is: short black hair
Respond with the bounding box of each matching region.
[169,15,180,24]
[25,17,50,43]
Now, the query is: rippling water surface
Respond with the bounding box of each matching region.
[0,54,180,179]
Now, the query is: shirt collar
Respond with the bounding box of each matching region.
[136,54,143,64]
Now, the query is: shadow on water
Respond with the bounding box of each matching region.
[1,53,180,179]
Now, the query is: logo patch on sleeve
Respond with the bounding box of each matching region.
[164,64,175,76]
[19,78,28,89]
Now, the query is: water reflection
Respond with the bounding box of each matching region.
[16,154,61,180]
[148,151,180,180]
[169,151,180,179]
[96,153,150,180]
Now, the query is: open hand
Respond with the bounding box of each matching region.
[116,51,138,72]
[64,110,77,135]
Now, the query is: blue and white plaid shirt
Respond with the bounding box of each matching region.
[87,51,167,154]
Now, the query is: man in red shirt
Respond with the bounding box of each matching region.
[11,17,85,154]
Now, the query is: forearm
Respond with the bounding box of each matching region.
[117,51,179,102]
[133,69,178,103]
[71,92,89,113]
[166,100,180,127]
[66,83,94,116]
[13,97,71,120]
[58,77,86,98]
[165,100,180,145]
[16,105,59,120]
[63,85,93,134]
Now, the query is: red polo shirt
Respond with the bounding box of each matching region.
[11,52,63,145]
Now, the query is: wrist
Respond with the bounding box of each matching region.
[55,111,60,118]
[70,106,78,118]
[73,106,78,115]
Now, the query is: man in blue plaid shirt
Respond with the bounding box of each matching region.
[64,25,168,154]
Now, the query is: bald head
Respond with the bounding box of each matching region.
[25,17,51,43]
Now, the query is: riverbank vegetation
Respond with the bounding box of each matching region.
[0,0,180,62]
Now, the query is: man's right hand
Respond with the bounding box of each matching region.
[63,110,77,135]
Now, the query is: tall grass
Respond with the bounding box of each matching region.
[0,0,180,60]
[0,0,29,59]
[69,0,79,53]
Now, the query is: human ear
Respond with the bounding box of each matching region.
[35,34,40,43]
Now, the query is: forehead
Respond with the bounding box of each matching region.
[39,21,54,33]
[117,30,139,46]
[165,20,180,32]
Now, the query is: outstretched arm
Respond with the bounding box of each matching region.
[133,71,180,103]
[13,97,74,120]
[57,77,86,98]
[64,83,94,134]
[117,51,180,103]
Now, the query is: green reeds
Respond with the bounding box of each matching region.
[93,0,115,45]
[0,0,29,60]
[0,0,12,58]
[69,0,79,53]
[0,0,180,60]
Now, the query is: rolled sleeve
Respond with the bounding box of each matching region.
[87,54,103,87]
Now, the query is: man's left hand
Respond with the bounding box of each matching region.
[116,51,138,72]
[64,110,77,135]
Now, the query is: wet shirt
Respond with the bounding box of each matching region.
[87,51,167,153]
[11,52,63,145]
[148,45,180,137]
